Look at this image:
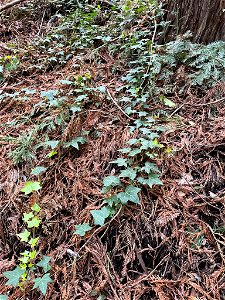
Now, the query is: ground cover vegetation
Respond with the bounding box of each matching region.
[0,0,225,299]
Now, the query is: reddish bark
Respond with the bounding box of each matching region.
[165,0,225,43]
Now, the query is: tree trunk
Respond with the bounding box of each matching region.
[165,0,225,43]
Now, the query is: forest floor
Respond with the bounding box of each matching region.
[0,2,225,300]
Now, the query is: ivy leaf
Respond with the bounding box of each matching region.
[17,229,30,242]
[28,237,39,247]
[65,137,86,150]
[47,150,57,158]
[74,223,92,236]
[29,250,37,260]
[23,212,34,222]
[128,148,142,157]
[70,106,82,113]
[33,273,53,295]
[0,295,8,300]
[44,140,59,149]
[127,139,138,145]
[41,90,58,106]
[140,140,155,150]
[141,162,160,174]
[119,168,137,180]
[163,98,176,108]
[27,216,41,228]
[19,255,29,264]
[118,148,131,154]
[110,158,128,167]
[146,174,163,188]
[20,181,41,195]
[4,267,25,287]
[138,174,163,188]
[117,185,141,205]
[31,203,41,212]
[103,176,121,187]
[97,85,106,93]
[76,94,88,101]
[91,206,111,226]
[22,88,36,95]
[37,256,51,273]
[31,166,47,176]
[104,195,120,207]
[60,79,73,85]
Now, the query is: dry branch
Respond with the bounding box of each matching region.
[0,0,28,12]
[0,43,13,52]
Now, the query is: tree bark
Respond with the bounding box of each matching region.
[165,0,225,43]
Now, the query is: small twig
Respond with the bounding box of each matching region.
[193,97,225,106]
[0,43,14,52]
[37,9,46,36]
[168,104,185,117]
[0,0,27,12]
[169,96,225,117]
[202,221,225,264]
[106,88,135,120]
[140,18,157,88]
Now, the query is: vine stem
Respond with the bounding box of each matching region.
[77,205,123,256]
[140,18,157,89]
[106,88,135,120]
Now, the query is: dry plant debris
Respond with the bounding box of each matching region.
[0,1,225,299]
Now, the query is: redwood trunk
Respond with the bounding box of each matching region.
[165,0,225,43]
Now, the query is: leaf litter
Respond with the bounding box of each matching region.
[0,2,225,300]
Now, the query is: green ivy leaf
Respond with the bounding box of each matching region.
[91,206,111,226]
[117,185,141,205]
[20,250,29,257]
[31,203,41,212]
[27,216,41,228]
[47,150,57,158]
[128,148,142,157]
[60,79,73,85]
[74,223,92,236]
[138,174,163,188]
[22,88,36,95]
[119,168,137,180]
[23,212,34,222]
[17,229,30,242]
[97,85,106,93]
[76,94,88,101]
[41,90,58,106]
[127,138,138,145]
[37,256,51,273]
[141,162,160,174]
[4,267,25,287]
[33,273,53,295]
[65,137,86,150]
[118,148,131,154]
[104,195,120,207]
[110,158,128,167]
[31,166,47,176]
[44,140,60,149]
[28,237,39,247]
[29,250,37,260]
[103,176,121,187]
[20,181,41,195]
[70,106,82,113]
[163,98,176,108]
[19,255,29,264]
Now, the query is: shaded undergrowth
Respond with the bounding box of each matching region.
[0,1,225,299]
